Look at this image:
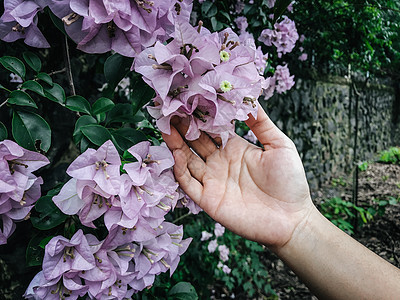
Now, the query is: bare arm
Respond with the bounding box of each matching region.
[277,206,400,299]
[163,107,400,299]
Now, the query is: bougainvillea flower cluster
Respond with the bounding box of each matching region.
[0,0,50,48]
[25,140,194,298]
[25,224,191,299]
[0,140,49,245]
[0,0,303,297]
[0,0,193,56]
[258,15,298,56]
[274,64,295,94]
[47,0,193,57]
[135,20,266,146]
[202,223,231,275]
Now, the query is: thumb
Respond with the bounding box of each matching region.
[245,106,293,150]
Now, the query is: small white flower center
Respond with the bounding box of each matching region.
[220,50,230,62]
[220,80,233,92]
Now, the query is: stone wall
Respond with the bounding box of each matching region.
[261,76,399,189]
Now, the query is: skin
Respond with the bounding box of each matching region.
[163,106,400,299]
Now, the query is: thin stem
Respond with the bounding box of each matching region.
[0,99,8,109]
[173,212,192,224]
[48,68,66,76]
[64,35,76,96]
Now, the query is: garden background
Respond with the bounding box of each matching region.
[0,0,400,299]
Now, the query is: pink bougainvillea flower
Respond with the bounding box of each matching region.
[42,229,96,280]
[0,140,48,244]
[24,271,89,300]
[52,178,84,215]
[48,0,193,57]
[299,53,308,61]
[0,0,50,48]
[214,223,225,237]
[259,16,298,55]
[136,20,264,147]
[67,140,121,195]
[218,244,230,262]
[124,141,174,186]
[200,231,212,241]
[133,222,192,278]
[274,64,295,94]
[0,215,15,245]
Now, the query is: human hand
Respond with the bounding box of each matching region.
[163,107,315,250]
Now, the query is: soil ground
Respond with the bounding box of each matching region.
[267,162,400,299]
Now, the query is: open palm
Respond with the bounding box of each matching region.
[163,107,314,248]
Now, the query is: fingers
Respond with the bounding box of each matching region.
[162,126,206,182]
[245,106,293,150]
[172,118,219,160]
[173,149,203,204]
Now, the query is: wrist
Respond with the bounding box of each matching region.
[272,204,326,258]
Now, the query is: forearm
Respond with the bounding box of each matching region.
[273,206,400,300]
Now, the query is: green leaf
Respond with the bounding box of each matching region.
[0,83,11,92]
[91,97,115,115]
[0,121,7,140]
[219,11,231,22]
[80,124,112,146]
[66,95,91,114]
[201,2,217,17]
[211,17,224,31]
[31,195,68,230]
[23,52,42,73]
[0,56,25,79]
[111,128,147,152]
[21,80,45,97]
[274,0,293,22]
[80,135,91,152]
[44,83,66,104]
[73,115,97,144]
[106,103,137,125]
[167,282,198,300]
[47,7,67,35]
[244,3,255,14]
[26,234,46,267]
[96,112,106,123]
[103,53,132,96]
[39,236,54,249]
[131,78,155,116]
[12,110,51,152]
[37,72,53,86]
[7,90,37,108]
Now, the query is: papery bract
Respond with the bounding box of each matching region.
[136,21,264,147]
[0,0,50,47]
[42,229,96,280]
[67,140,121,195]
[48,0,193,57]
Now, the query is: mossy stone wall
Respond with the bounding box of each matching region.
[262,76,399,189]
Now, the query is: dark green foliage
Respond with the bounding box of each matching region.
[167,282,198,300]
[163,213,277,299]
[320,197,374,234]
[291,1,400,77]
[30,195,68,231]
[0,56,26,79]
[12,110,51,152]
[23,52,42,73]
